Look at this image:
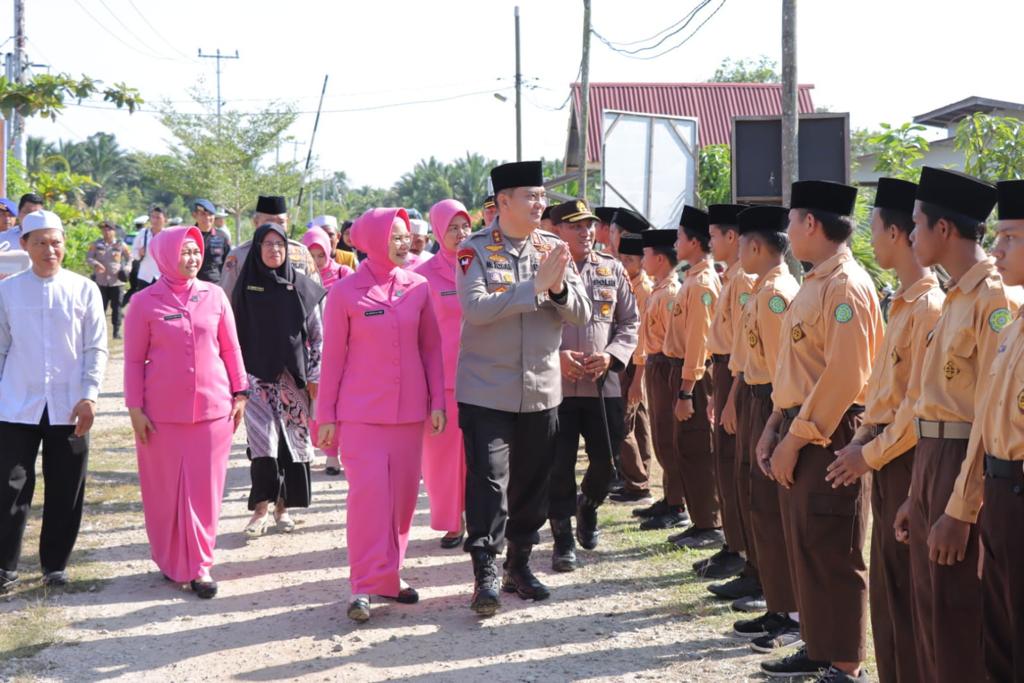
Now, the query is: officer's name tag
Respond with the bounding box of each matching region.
[486,271,506,284]
[364,309,385,317]
[441,290,458,297]
[163,313,183,321]
[246,285,265,292]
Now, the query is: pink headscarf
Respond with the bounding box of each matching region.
[301,226,343,287]
[350,208,409,300]
[149,225,204,297]
[428,199,471,270]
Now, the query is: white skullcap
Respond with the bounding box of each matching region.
[313,214,339,230]
[21,210,63,235]
[409,219,430,236]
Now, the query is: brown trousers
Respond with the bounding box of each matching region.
[869,448,919,683]
[618,361,654,494]
[908,437,983,683]
[779,410,869,663]
[748,389,797,614]
[673,368,719,529]
[733,379,758,573]
[712,356,742,548]
[644,354,685,507]
[981,469,1024,682]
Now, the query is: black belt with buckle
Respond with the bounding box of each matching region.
[985,454,1024,483]
[750,383,773,399]
[711,354,730,364]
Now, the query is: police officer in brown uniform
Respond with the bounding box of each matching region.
[729,206,802,651]
[549,200,638,571]
[86,221,131,339]
[699,204,756,578]
[455,161,591,616]
[892,167,1023,682]
[826,178,942,683]
[662,206,723,547]
[757,181,884,681]
[949,179,1024,680]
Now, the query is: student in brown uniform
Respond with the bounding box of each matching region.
[892,167,1022,682]
[633,229,689,529]
[729,206,803,652]
[946,179,1024,681]
[757,180,884,681]
[826,178,941,683]
[699,204,756,577]
[662,206,723,546]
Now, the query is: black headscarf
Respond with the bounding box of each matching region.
[232,224,326,388]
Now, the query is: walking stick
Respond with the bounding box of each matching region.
[594,370,618,488]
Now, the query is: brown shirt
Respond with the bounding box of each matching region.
[708,260,756,364]
[639,272,680,363]
[772,251,885,446]
[663,259,720,381]
[740,264,800,386]
[860,274,944,469]
[913,258,1024,424]
[947,308,1024,522]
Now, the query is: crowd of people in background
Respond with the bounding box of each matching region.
[0,157,1023,683]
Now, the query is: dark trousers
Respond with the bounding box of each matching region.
[248,437,312,510]
[908,437,983,683]
[748,389,796,613]
[618,362,654,493]
[673,368,719,529]
[733,379,758,575]
[550,397,625,519]
[459,403,558,555]
[779,409,868,663]
[712,356,741,547]
[0,409,88,573]
[98,284,124,334]
[870,449,919,683]
[981,467,1024,682]
[644,355,685,507]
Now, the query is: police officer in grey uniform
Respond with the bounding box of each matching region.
[193,199,231,284]
[548,200,638,572]
[86,221,131,338]
[456,161,591,615]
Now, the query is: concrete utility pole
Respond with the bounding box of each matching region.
[577,0,592,199]
[197,48,239,128]
[11,0,25,164]
[514,6,522,162]
[781,0,797,205]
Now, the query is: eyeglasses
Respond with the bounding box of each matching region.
[261,241,287,252]
[391,235,413,244]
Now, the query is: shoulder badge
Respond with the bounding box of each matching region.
[739,292,750,307]
[1018,389,1024,412]
[768,295,787,314]
[834,303,853,323]
[989,307,1011,333]
[701,291,713,307]
[457,248,475,274]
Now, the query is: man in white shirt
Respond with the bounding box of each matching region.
[0,210,108,592]
[128,205,166,292]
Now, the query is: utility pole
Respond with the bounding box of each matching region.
[514,6,522,162]
[11,0,25,164]
[197,48,239,128]
[577,0,592,199]
[781,0,797,205]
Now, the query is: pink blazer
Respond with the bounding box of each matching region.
[413,255,461,390]
[316,265,445,426]
[124,279,248,423]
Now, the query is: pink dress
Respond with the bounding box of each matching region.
[317,207,445,597]
[123,226,248,583]
[412,199,471,534]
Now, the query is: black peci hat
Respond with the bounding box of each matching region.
[738,205,789,235]
[642,229,677,248]
[618,233,644,256]
[490,161,544,194]
[791,180,858,217]
[256,195,287,215]
[915,167,996,223]
[873,178,917,215]
[708,203,745,226]
[997,179,1024,221]
[540,205,553,221]
[680,205,710,239]
[611,207,651,233]
[594,206,618,224]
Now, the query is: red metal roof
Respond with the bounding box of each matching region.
[570,82,816,164]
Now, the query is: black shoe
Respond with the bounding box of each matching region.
[639,508,690,530]
[760,646,829,678]
[733,611,789,638]
[394,586,419,604]
[750,619,803,653]
[575,495,599,550]
[813,665,869,682]
[112,330,122,340]
[549,518,577,572]
[732,593,767,613]
[708,574,761,600]
[440,532,464,549]
[501,543,550,601]
[470,550,500,616]
[632,498,668,518]
[0,569,20,594]
[610,489,653,504]
[325,466,342,476]
[347,597,371,622]
[669,527,725,550]
[190,579,218,599]
[42,570,69,587]
[693,549,745,579]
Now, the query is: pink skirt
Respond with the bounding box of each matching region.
[421,389,465,532]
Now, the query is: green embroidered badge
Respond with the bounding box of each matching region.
[834,303,853,323]
[739,292,750,307]
[701,292,713,306]
[768,295,787,314]
[989,308,1011,333]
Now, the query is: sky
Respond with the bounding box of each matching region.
[11,0,1024,189]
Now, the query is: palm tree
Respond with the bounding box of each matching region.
[448,153,495,210]
[25,136,57,174]
[77,133,129,206]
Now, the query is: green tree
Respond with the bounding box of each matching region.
[0,73,142,121]
[954,114,1024,183]
[709,56,780,83]
[697,144,731,206]
[393,157,453,213]
[866,122,930,181]
[447,153,496,210]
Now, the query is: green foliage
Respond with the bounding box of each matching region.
[0,73,142,120]
[866,122,929,180]
[709,56,780,83]
[697,144,732,207]
[954,114,1024,183]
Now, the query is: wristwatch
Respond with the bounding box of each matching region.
[677,390,694,400]
[233,390,251,399]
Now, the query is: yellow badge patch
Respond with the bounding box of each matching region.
[488,253,508,263]
[1018,390,1024,412]
[494,285,508,293]
[596,266,611,276]
[485,245,504,252]
[600,302,612,317]
[791,324,805,343]
[502,272,515,283]
[943,360,959,380]
[748,330,758,348]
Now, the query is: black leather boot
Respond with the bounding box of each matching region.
[470,549,500,616]
[575,494,600,550]
[502,542,550,600]
[549,518,577,572]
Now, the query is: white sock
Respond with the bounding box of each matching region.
[789,612,799,622]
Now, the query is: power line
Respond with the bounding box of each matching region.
[125,0,196,61]
[595,1,710,49]
[592,1,709,55]
[70,0,176,62]
[593,0,726,61]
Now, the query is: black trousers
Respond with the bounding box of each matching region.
[550,397,625,520]
[248,437,311,510]
[459,403,558,555]
[98,285,124,333]
[0,409,89,573]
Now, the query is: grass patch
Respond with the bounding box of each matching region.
[0,601,67,662]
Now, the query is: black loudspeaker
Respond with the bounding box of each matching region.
[731,113,850,204]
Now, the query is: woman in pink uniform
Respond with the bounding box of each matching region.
[124,226,248,599]
[413,199,473,548]
[316,207,445,623]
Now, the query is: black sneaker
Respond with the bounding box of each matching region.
[760,646,829,678]
[639,507,690,530]
[813,665,869,682]
[670,527,725,550]
[733,611,788,638]
[42,570,69,588]
[693,549,745,579]
[750,618,803,652]
[610,489,653,504]
[632,498,669,518]
[732,593,767,613]
[708,574,760,600]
